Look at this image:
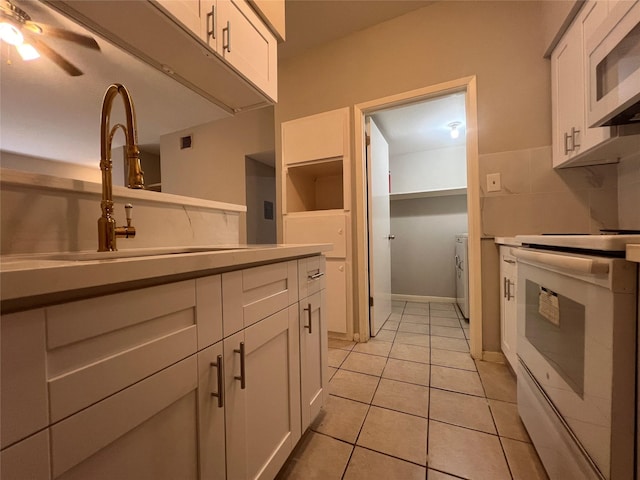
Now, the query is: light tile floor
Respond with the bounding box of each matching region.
[277,301,549,480]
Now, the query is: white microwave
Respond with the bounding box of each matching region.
[587,0,640,127]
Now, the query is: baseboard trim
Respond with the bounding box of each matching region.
[392,294,456,304]
[482,351,507,363]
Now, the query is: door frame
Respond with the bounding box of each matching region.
[353,76,483,359]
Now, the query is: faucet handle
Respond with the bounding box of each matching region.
[124,203,133,227]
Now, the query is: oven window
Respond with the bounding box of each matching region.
[524,280,585,397]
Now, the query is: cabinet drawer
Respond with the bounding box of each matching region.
[298,255,326,299]
[222,260,298,336]
[284,213,347,258]
[46,280,198,423]
[50,356,198,479]
[1,309,48,448]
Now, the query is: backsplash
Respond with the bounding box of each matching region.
[618,151,640,230]
[0,169,243,255]
[479,146,619,237]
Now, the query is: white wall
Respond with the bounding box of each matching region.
[245,157,276,244]
[390,195,468,298]
[391,145,467,194]
[618,152,640,230]
[1,151,101,183]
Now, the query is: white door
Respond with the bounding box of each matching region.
[366,117,392,336]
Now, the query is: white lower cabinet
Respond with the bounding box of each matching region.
[500,246,517,372]
[0,256,328,480]
[299,290,328,431]
[198,342,226,480]
[52,357,200,480]
[224,305,301,480]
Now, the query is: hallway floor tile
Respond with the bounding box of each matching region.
[277,301,548,480]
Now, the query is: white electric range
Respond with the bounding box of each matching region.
[512,233,639,480]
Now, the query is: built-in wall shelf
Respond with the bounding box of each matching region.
[390,187,467,201]
[285,158,344,212]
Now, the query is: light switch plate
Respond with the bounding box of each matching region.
[487,173,501,192]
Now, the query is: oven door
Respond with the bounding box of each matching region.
[514,249,636,479]
[587,0,640,127]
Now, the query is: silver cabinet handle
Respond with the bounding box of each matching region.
[503,277,507,298]
[506,280,514,301]
[210,354,224,408]
[308,272,324,280]
[504,259,516,264]
[388,234,395,240]
[223,20,231,52]
[206,4,215,40]
[303,303,313,334]
[563,131,572,154]
[234,342,245,389]
[571,127,580,150]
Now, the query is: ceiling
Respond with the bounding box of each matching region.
[372,92,466,156]
[279,0,434,60]
[1,0,437,168]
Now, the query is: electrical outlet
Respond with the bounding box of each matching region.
[487,173,501,192]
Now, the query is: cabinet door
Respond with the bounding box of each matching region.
[552,19,583,166]
[50,356,199,480]
[325,259,348,334]
[300,291,328,431]
[155,0,202,36]
[0,309,48,449]
[282,108,349,166]
[198,342,226,480]
[216,0,278,101]
[500,247,517,371]
[225,305,301,480]
[284,212,348,258]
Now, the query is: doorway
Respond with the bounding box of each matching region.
[354,77,482,358]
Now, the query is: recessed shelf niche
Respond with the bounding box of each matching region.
[285,159,344,212]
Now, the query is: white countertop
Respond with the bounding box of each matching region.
[1,244,331,311]
[627,244,640,263]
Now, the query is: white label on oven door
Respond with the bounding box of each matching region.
[538,287,560,326]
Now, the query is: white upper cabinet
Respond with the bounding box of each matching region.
[551,0,640,168]
[57,0,277,111]
[552,0,613,168]
[216,0,278,101]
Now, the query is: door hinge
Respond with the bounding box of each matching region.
[365,134,371,147]
[369,296,374,307]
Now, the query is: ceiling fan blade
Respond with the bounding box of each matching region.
[23,21,100,51]
[28,37,83,76]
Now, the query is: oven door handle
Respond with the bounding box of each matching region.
[511,248,609,275]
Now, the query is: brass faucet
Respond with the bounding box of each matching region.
[97,83,145,251]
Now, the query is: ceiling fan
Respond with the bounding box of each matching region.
[0,0,100,76]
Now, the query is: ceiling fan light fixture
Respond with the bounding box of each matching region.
[0,21,23,46]
[17,42,39,60]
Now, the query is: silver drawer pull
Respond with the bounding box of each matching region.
[308,272,324,280]
[210,355,224,408]
[303,303,313,334]
[234,342,246,389]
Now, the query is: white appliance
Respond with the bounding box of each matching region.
[513,234,638,480]
[454,234,469,319]
[587,0,640,127]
